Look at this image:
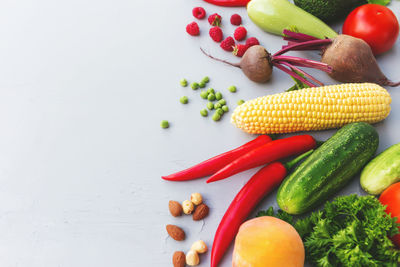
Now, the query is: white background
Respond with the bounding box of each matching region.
[0,0,399,266]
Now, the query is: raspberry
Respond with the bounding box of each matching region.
[208,13,222,26]
[234,26,247,41]
[186,22,200,36]
[246,37,260,47]
[192,7,206,19]
[220,36,235,52]
[209,27,223,42]
[230,14,242,26]
[233,44,249,57]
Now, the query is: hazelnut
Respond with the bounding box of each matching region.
[182,200,194,214]
[190,193,203,205]
[186,250,200,266]
[191,240,208,254]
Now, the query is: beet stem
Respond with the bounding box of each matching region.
[200,47,240,68]
[273,55,332,73]
[282,29,321,42]
[273,62,316,87]
[274,39,332,57]
[278,61,324,86]
[281,43,328,51]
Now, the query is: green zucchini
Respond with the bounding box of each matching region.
[360,143,400,195]
[277,122,378,214]
[247,0,338,39]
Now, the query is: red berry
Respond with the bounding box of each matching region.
[192,7,206,19]
[230,14,242,26]
[220,36,235,51]
[186,22,200,36]
[208,13,222,26]
[234,26,247,41]
[209,27,223,42]
[233,44,249,57]
[246,37,260,47]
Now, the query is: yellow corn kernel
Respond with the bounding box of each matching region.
[231,83,391,134]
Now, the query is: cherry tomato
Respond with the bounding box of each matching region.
[379,182,400,248]
[343,4,399,55]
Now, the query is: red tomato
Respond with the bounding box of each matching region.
[379,182,400,248]
[343,4,399,55]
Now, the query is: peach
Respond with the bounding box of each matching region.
[232,216,304,267]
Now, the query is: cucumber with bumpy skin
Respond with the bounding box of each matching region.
[277,122,378,214]
[360,143,400,195]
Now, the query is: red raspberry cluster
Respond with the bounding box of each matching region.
[186,9,260,57]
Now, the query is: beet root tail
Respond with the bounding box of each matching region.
[200,47,240,68]
[380,79,400,87]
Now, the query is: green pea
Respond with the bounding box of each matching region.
[202,76,210,83]
[207,88,215,94]
[215,92,223,100]
[218,99,226,105]
[228,85,237,92]
[180,96,188,104]
[200,109,208,117]
[180,79,188,87]
[214,102,222,109]
[199,81,206,88]
[237,99,245,105]
[212,112,221,121]
[216,108,224,116]
[200,90,209,99]
[160,120,169,129]
[222,105,229,112]
[207,102,214,110]
[208,93,216,101]
[191,82,199,90]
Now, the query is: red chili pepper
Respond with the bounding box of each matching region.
[162,135,272,181]
[210,150,313,267]
[206,134,316,183]
[203,0,250,7]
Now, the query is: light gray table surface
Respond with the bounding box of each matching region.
[0,0,399,266]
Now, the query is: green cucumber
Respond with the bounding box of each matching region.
[277,122,378,214]
[360,143,400,195]
[247,0,338,39]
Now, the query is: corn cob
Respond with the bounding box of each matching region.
[231,83,391,134]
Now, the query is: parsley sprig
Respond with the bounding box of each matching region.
[258,195,400,266]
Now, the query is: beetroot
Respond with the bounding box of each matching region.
[200,44,332,86]
[282,30,400,87]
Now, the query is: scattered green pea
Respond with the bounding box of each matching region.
[208,93,216,101]
[212,112,221,121]
[237,99,245,105]
[228,85,237,92]
[200,109,208,117]
[201,76,210,84]
[180,96,188,104]
[160,120,169,129]
[216,108,224,116]
[200,90,209,99]
[222,105,229,112]
[218,99,226,105]
[207,88,215,94]
[180,79,188,87]
[215,92,223,100]
[207,102,214,110]
[214,102,222,109]
[191,82,199,90]
[199,81,206,88]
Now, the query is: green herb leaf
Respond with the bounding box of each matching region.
[256,206,294,225]
[257,195,400,266]
[285,70,310,92]
[367,0,390,5]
